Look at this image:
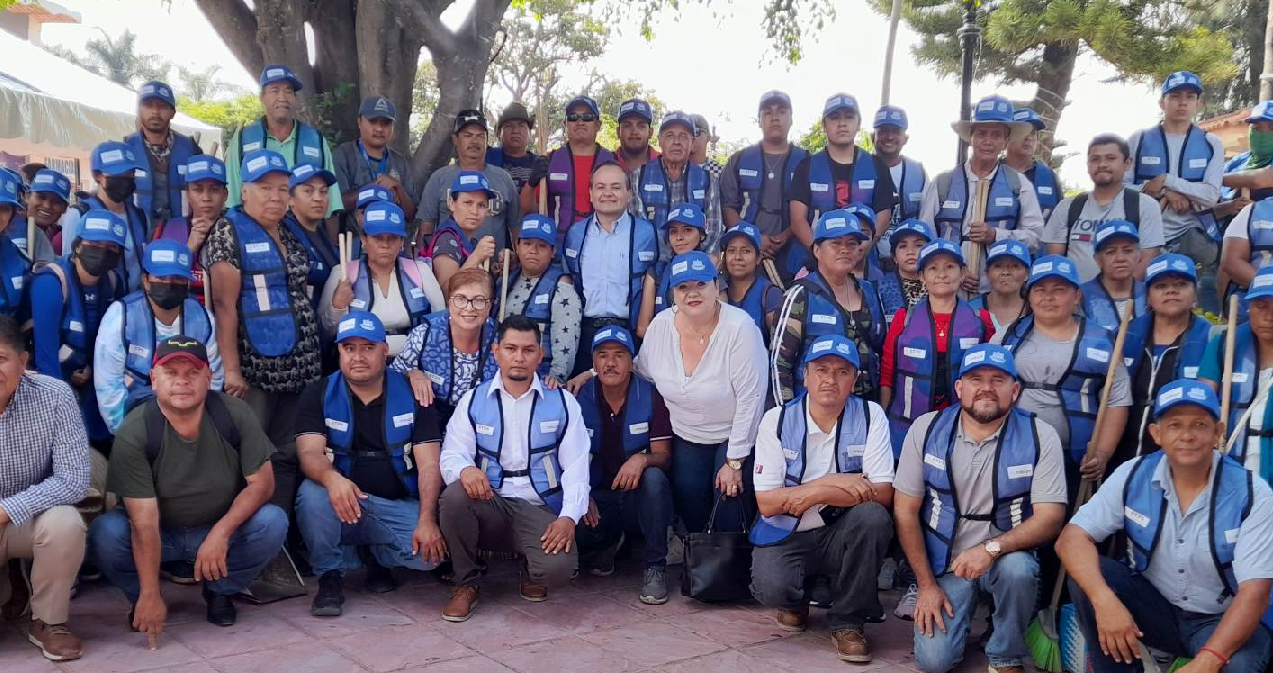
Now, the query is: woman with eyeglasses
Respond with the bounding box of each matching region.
[392,267,498,427]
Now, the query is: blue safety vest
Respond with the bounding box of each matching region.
[1029,160,1060,220]
[424,220,472,264]
[575,376,654,485]
[920,405,1039,576]
[934,165,1023,242]
[876,270,908,323]
[346,257,432,333]
[35,257,120,377]
[412,311,498,405]
[79,195,149,292]
[546,145,618,237]
[1121,313,1210,456]
[225,206,299,357]
[506,266,568,376]
[637,159,710,236]
[724,275,776,339]
[886,298,986,458]
[892,156,928,222]
[1132,124,1220,240]
[323,370,419,498]
[1002,316,1114,461]
[736,143,808,227]
[751,393,871,546]
[124,131,199,220]
[1122,451,1273,630]
[792,272,886,394]
[1225,324,1273,472]
[806,148,881,217]
[120,290,213,411]
[1080,276,1147,334]
[467,378,571,513]
[239,118,327,170]
[561,214,658,329]
[281,213,337,303]
[0,234,29,320]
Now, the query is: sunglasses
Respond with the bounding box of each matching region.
[566,113,598,123]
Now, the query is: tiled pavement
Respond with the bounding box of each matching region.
[0,559,1011,673]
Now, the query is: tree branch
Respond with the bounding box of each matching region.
[192,0,264,77]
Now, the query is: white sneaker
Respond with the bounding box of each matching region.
[877,558,898,591]
[894,583,918,621]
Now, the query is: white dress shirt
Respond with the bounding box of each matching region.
[635,302,767,460]
[440,374,592,522]
[319,258,445,358]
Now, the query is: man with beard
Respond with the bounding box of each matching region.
[333,96,418,222]
[522,96,617,247]
[872,105,927,263]
[224,65,341,216]
[630,111,716,259]
[894,344,1067,673]
[61,141,151,292]
[486,102,538,192]
[437,316,591,621]
[418,109,518,251]
[750,335,895,663]
[615,98,659,172]
[123,81,203,224]
[1045,134,1163,282]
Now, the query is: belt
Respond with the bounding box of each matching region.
[583,317,627,329]
[503,469,531,478]
[1021,381,1061,392]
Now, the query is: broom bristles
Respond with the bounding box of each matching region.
[1026,608,1062,673]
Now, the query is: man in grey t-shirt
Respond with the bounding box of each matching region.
[418,110,520,250]
[332,96,419,223]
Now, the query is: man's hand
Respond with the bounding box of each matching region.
[406,370,435,407]
[948,545,994,580]
[761,234,785,258]
[529,156,550,189]
[325,473,368,524]
[582,498,601,527]
[331,278,354,311]
[1213,197,1252,220]
[0,505,10,528]
[967,221,996,245]
[70,367,92,388]
[1175,650,1226,673]
[223,370,249,399]
[1143,174,1168,197]
[1093,593,1143,664]
[783,485,820,516]
[411,521,447,567]
[1165,190,1192,214]
[611,454,649,491]
[194,529,230,582]
[914,583,954,637]
[565,370,594,394]
[469,236,496,266]
[375,174,402,191]
[132,592,167,644]
[541,516,575,554]
[961,269,981,294]
[459,466,494,501]
[715,463,743,497]
[188,217,215,252]
[1079,451,1110,482]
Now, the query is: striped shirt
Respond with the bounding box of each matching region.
[0,374,90,526]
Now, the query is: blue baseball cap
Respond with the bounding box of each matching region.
[91,141,143,176]
[77,209,127,247]
[336,311,387,344]
[814,208,870,243]
[668,251,718,287]
[518,215,557,247]
[1154,379,1220,420]
[986,239,1031,269]
[0,167,24,198]
[565,95,600,117]
[888,219,933,246]
[822,93,859,118]
[918,239,964,270]
[1161,71,1202,97]
[28,169,71,203]
[666,203,706,231]
[958,344,1018,380]
[288,163,336,191]
[618,98,653,123]
[954,95,1031,143]
[758,90,792,111]
[1246,264,1273,302]
[362,201,407,238]
[184,157,227,185]
[1246,101,1273,124]
[591,325,635,355]
[801,334,860,370]
[359,95,396,121]
[355,184,392,209]
[449,170,496,198]
[1027,254,1081,289]
[1094,219,1139,251]
[873,105,909,130]
[659,110,696,135]
[259,64,303,92]
[143,239,194,280]
[0,175,20,208]
[1144,253,1197,287]
[137,80,176,108]
[720,222,762,251]
[1013,108,1046,131]
[240,149,290,183]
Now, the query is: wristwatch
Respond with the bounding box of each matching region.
[727,459,744,471]
[984,540,1002,558]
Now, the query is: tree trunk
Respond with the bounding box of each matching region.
[1029,41,1078,163]
[1262,0,1273,101]
[310,0,361,142]
[192,0,263,80]
[354,0,423,156]
[881,0,904,104]
[253,0,317,117]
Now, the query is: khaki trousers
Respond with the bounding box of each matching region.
[0,506,86,624]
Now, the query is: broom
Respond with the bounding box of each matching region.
[1026,305,1132,671]
[962,178,992,301]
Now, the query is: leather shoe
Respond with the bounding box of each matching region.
[519,572,548,602]
[832,629,871,663]
[775,607,808,632]
[442,586,479,622]
[203,585,236,626]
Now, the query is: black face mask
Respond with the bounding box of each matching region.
[148,281,189,310]
[76,246,121,277]
[104,176,136,204]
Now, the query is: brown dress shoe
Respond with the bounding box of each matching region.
[27,619,82,661]
[442,586,479,623]
[520,572,548,602]
[775,606,809,632]
[832,629,871,663]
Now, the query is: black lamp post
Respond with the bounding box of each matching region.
[956,0,980,163]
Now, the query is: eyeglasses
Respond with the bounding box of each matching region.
[566,113,598,123]
[449,295,491,310]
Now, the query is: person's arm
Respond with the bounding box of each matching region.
[554,394,593,523]
[918,180,940,231]
[415,260,446,312]
[519,182,539,219]
[123,497,166,633]
[635,273,657,339]
[1223,205,1258,288]
[548,277,581,384]
[195,460,275,584]
[431,252,460,291]
[438,392,479,485]
[610,388,674,490]
[411,439,445,564]
[1041,200,1071,250]
[1197,333,1225,393]
[726,318,768,460]
[0,383,89,526]
[996,175,1044,250]
[224,136,243,208]
[1223,166,1273,191]
[719,154,742,227]
[1083,362,1132,480]
[769,287,806,407]
[788,200,814,248]
[317,267,346,338]
[321,141,344,217]
[753,408,793,516]
[415,173,442,247]
[1162,136,1225,209]
[28,272,65,378]
[878,307,907,410]
[205,311,225,391]
[94,301,129,434]
[210,259,245,396]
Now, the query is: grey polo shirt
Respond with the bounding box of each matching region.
[419,163,520,250]
[331,141,419,210]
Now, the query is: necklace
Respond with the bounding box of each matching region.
[684,303,721,344]
[763,152,783,180]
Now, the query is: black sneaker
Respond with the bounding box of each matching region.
[202,585,236,627]
[310,571,344,617]
[160,560,197,585]
[359,548,397,594]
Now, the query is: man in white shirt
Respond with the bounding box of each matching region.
[750,335,895,664]
[436,316,591,622]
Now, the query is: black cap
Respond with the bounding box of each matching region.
[152,335,209,368]
[497,102,534,130]
[454,109,487,134]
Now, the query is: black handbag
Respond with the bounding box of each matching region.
[680,493,754,602]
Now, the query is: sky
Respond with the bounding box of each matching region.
[38,0,1166,185]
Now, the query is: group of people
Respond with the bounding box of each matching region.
[2,60,1273,672]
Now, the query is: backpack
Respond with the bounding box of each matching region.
[1063,189,1142,256]
[142,392,241,464]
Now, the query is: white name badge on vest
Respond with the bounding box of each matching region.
[638,251,655,262]
[177,165,188,176]
[1124,505,1150,528]
[783,447,799,461]
[1233,372,1250,383]
[410,288,425,300]
[1087,347,1110,363]
[534,294,550,305]
[128,344,150,358]
[549,172,568,182]
[350,299,367,309]
[942,200,961,210]
[475,423,495,436]
[1183,366,1199,378]
[243,141,263,152]
[136,170,148,180]
[644,184,664,193]
[1188,158,1207,169]
[245,242,271,255]
[909,193,923,202]
[1140,156,1162,166]
[811,183,830,193]
[628,422,649,435]
[739,169,759,178]
[1225,527,1241,544]
[564,248,579,259]
[995,197,1014,207]
[68,320,84,333]
[924,453,946,470]
[1007,464,1033,479]
[904,346,927,359]
[693,190,705,199]
[303,146,321,158]
[1038,187,1053,195]
[857,180,875,190]
[425,371,444,385]
[539,420,559,433]
[324,418,349,432]
[392,412,413,428]
[1254,220,1273,230]
[959,338,979,349]
[810,314,837,325]
[9,276,21,290]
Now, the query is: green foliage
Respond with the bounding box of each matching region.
[311,83,358,146]
[615,0,837,64]
[1187,0,1268,114]
[410,61,440,150]
[45,29,171,90]
[177,93,262,139]
[176,64,241,101]
[796,120,875,155]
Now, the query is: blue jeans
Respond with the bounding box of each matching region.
[913,551,1039,673]
[575,467,674,569]
[671,437,750,534]
[88,504,289,603]
[1070,556,1273,673]
[295,479,438,576]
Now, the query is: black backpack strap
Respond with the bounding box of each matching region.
[1124,188,1140,229]
[143,400,165,464]
[203,392,242,453]
[1064,193,1090,257]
